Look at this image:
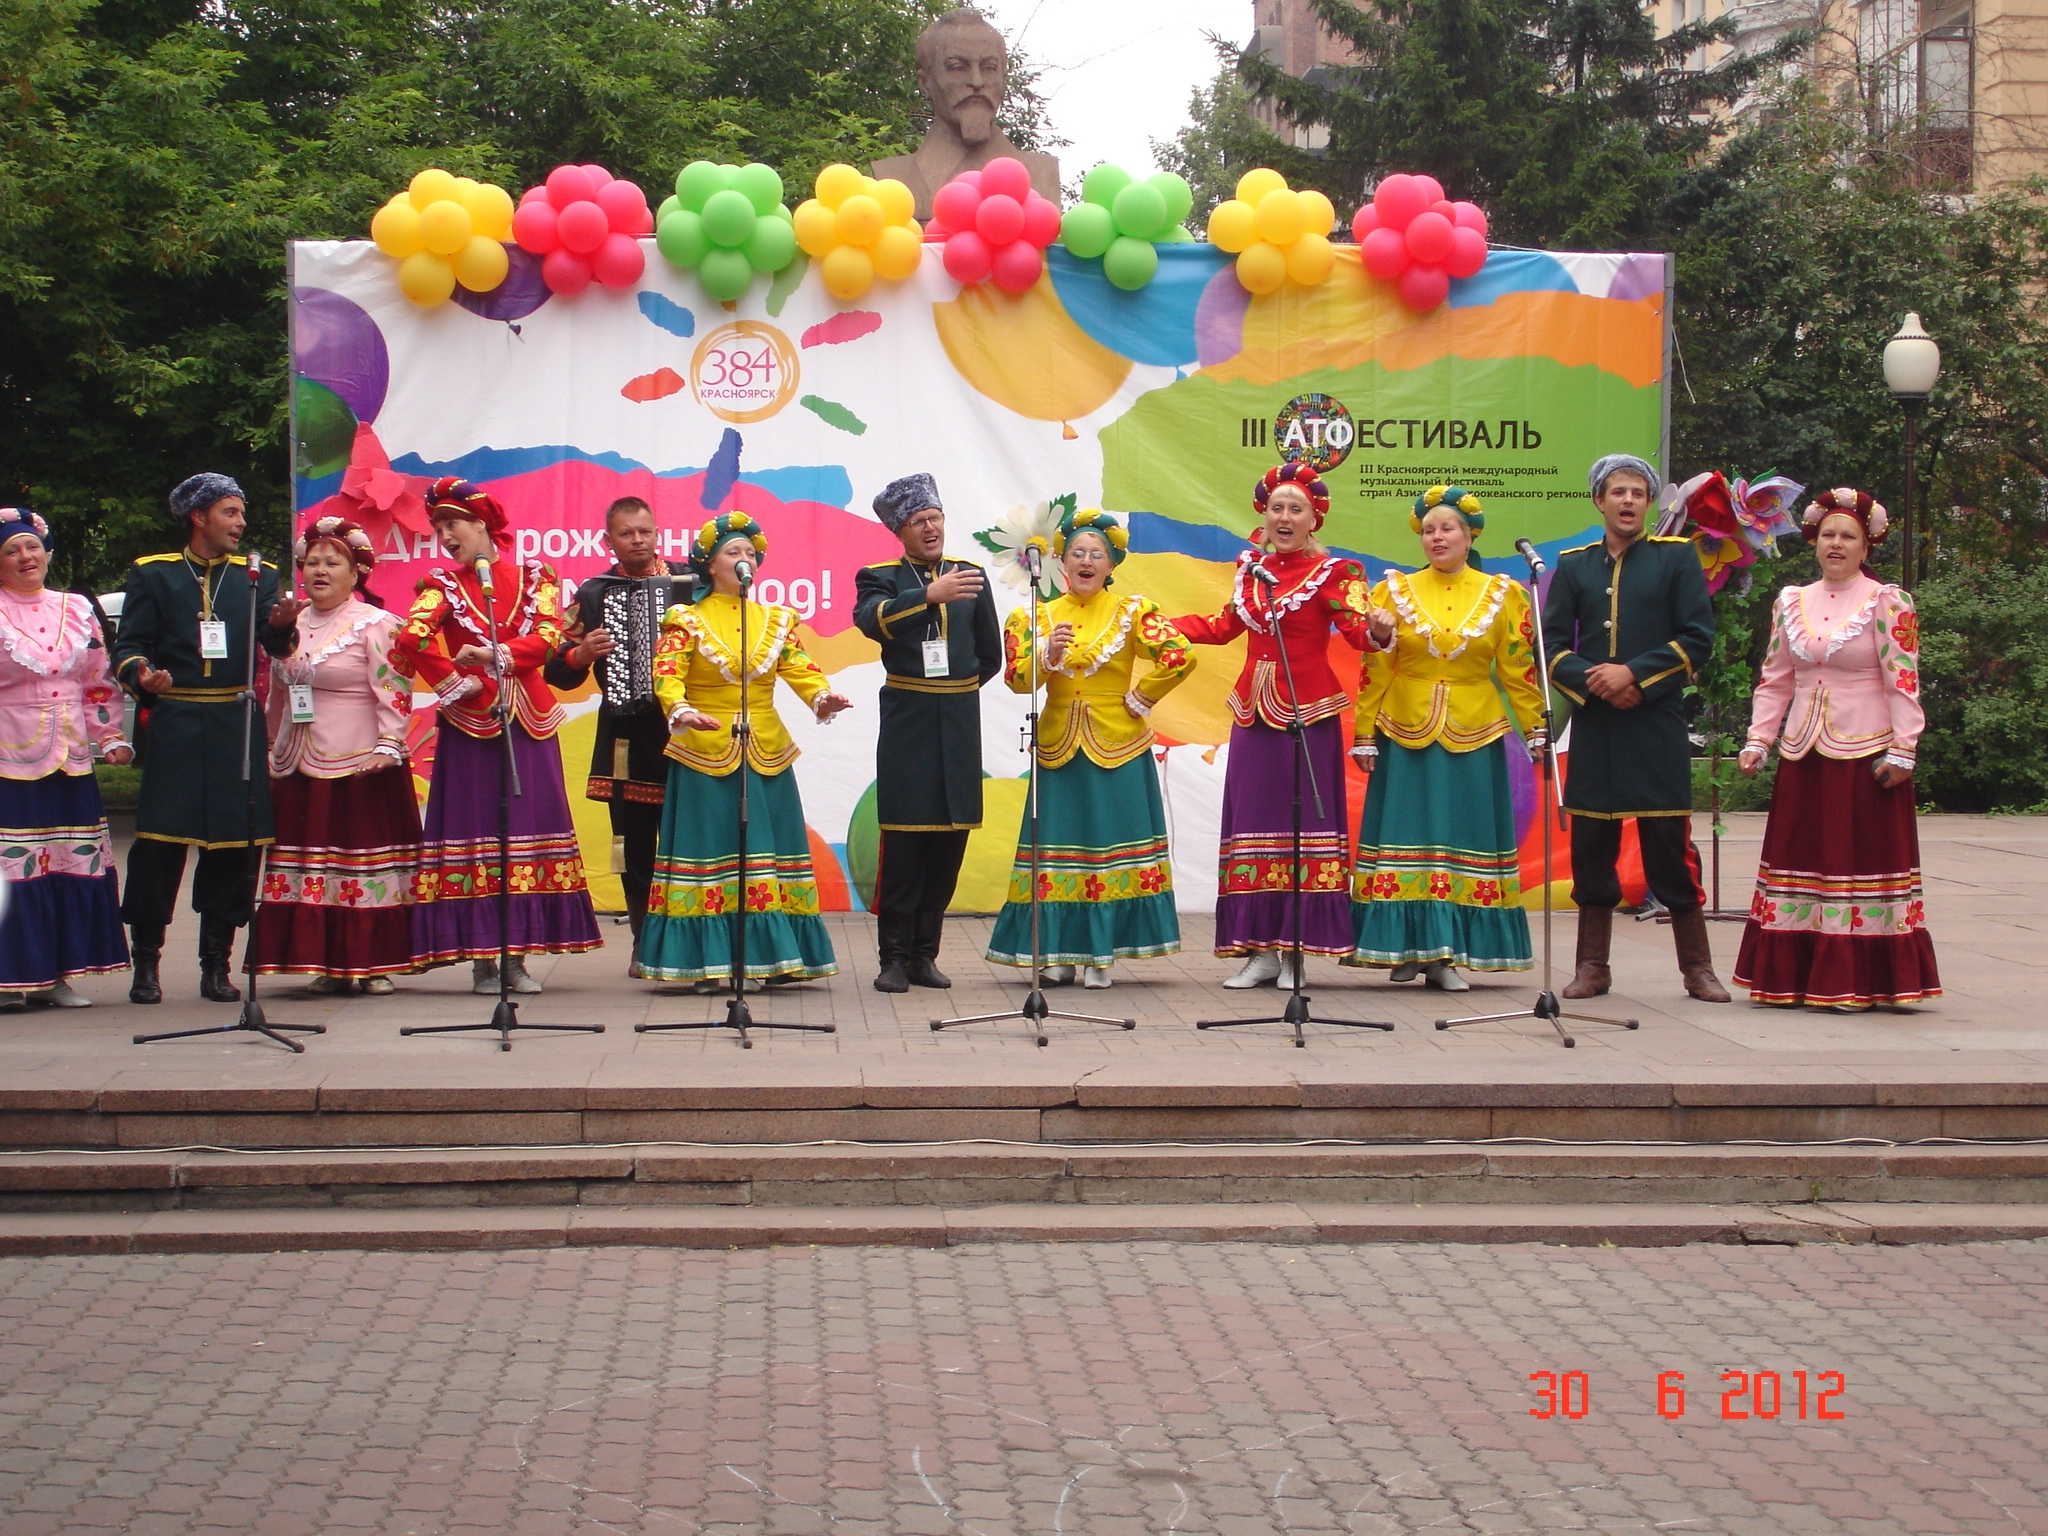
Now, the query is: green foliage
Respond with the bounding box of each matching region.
[1152,69,1307,223]
[1911,561,2048,813]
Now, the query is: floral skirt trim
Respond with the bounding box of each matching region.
[0,773,126,987]
[1213,720,1354,957]
[252,768,424,978]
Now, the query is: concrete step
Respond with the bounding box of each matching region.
[3,1140,2047,1212]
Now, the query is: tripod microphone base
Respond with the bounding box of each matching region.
[1435,988,1640,1049]
[636,990,837,1048]
[133,997,327,1054]
[1197,986,1397,1048]
[401,996,605,1053]
[932,985,1135,1048]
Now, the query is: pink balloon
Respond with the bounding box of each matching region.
[974,193,1025,247]
[1373,173,1427,231]
[545,165,597,210]
[512,199,562,254]
[580,164,613,190]
[633,204,656,237]
[596,179,647,233]
[542,248,593,296]
[556,199,609,255]
[942,230,995,285]
[1414,174,1446,206]
[592,231,645,288]
[1020,194,1062,249]
[923,219,951,242]
[1360,226,1412,280]
[1428,199,1455,221]
[958,169,983,191]
[1451,201,1489,236]
[1445,226,1488,280]
[1404,210,1454,265]
[1351,203,1381,241]
[992,239,1043,294]
[1398,263,1449,312]
[933,180,983,236]
[520,185,548,206]
[978,157,1032,204]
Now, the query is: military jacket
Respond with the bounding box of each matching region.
[1541,533,1714,817]
[544,565,687,803]
[853,557,1002,831]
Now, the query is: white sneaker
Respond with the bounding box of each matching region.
[1388,961,1423,983]
[1082,965,1113,989]
[1223,953,1282,989]
[31,981,92,1008]
[471,959,500,995]
[1425,961,1470,992]
[1040,964,1076,985]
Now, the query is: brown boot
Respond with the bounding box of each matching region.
[1671,907,1732,1002]
[1562,907,1612,998]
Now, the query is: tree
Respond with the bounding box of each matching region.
[1152,69,1309,223]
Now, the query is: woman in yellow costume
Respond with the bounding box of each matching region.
[1346,486,1546,991]
[639,512,852,988]
[986,508,1195,988]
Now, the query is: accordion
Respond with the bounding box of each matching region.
[593,574,677,715]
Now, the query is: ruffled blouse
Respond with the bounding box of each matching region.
[0,589,128,780]
[1746,579,1924,766]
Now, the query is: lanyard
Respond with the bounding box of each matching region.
[183,553,229,620]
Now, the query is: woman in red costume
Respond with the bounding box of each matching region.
[1174,464,1393,988]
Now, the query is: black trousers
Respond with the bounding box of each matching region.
[120,839,261,939]
[874,829,971,962]
[1568,815,1705,914]
[610,795,662,936]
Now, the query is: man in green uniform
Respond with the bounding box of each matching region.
[115,474,300,1004]
[854,474,1002,994]
[1542,453,1730,1003]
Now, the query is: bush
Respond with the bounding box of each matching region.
[1913,561,2048,812]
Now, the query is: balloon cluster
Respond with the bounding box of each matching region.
[793,164,924,302]
[654,162,797,301]
[929,158,1060,294]
[371,170,517,307]
[1057,165,1194,293]
[1352,174,1488,312]
[1205,169,1338,295]
[510,165,652,297]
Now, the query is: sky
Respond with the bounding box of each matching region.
[975,0,1256,178]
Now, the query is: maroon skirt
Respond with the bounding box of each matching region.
[1733,751,1940,1006]
[250,765,424,978]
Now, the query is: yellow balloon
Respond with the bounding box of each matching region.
[1255,188,1307,246]
[419,199,474,256]
[371,197,423,259]
[1236,241,1287,295]
[1235,167,1288,206]
[819,244,875,301]
[815,162,865,210]
[1206,199,1257,255]
[872,223,923,282]
[873,177,915,227]
[460,180,514,240]
[793,199,839,258]
[408,167,460,212]
[452,234,509,292]
[933,278,1134,428]
[835,194,884,248]
[397,250,456,306]
[1299,189,1337,237]
[1285,231,1335,286]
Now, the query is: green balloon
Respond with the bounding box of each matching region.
[1102,234,1158,292]
[699,245,753,300]
[656,209,709,269]
[1148,172,1194,229]
[770,203,793,223]
[655,194,680,225]
[745,214,797,272]
[1161,224,1195,243]
[293,378,356,480]
[1083,163,1133,209]
[675,160,731,213]
[1111,182,1168,240]
[732,162,785,217]
[700,188,757,248]
[1060,202,1116,260]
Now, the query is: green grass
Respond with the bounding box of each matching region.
[95,763,142,811]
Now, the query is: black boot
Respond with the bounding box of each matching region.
[625,890,648,979]
[128,926,164,1005]
[906,910,951,989]
[198,916,242,1003]
[873,915,910,994]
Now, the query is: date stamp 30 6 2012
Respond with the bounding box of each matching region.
[1530,1368,1848,1421]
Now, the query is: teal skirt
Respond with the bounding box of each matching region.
[636,761,837,982]
[986,754,1180,967]
[1345,737,1533,971]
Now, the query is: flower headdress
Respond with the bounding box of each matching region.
[688,510,769,601]
[1409,484,1484,536]
[0,507,52,551]
[427,476,511,548]
[1055,506,1128,586]
[1801,486,1889,545]
[1254,461,1330,531]
[294,514,378,579]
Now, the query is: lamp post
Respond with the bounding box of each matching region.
[1882,312,1942,590]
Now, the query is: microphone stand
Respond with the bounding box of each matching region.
[136,550,324,1052]
[1437,547,1639,1047]
[402,554,604,1051]
[638,562,834,1047]
[934,549,1135,1046]
[1198,562,1393,1045]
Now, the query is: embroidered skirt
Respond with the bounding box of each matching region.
[986,754,1179,968]
[250,766,423,977]
[411,723,603,964]
[0,770,128,988]
[636,761,837,982]
[1733,750,1940,1006]
[1345,738,1533,971]
[1213,719,1354,956]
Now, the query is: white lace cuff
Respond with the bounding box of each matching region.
[1350,742,1378,760]
[1882,751,1916,771]
[436,674,480,705]
[1123,689,1152,718]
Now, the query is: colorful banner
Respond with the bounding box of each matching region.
[290,241,1670,913]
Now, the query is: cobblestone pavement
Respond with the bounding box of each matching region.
[2,1240,2045,1536]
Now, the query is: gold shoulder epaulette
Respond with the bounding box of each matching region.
[134,552,185,565]
[226,554,249,566]
[1648,535,1693,545]
[1558,540,1600,556]
[862,560,902,570]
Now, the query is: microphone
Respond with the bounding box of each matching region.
[1514,538,1547,574]
[733,558,755,588]
[474,555,494,595]
[1247,560,1279,588]
[1022,545,1042,579]
[247,548,262,584]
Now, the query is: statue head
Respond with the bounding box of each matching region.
[915,8,1007,150]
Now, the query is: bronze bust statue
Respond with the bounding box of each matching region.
[871,8,1061,221]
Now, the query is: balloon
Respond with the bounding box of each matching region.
[397,250,455,306]
[1299,189,1337,237]
[1083,163,1133,208]
[1112,182,1168,240]
[1351,203,1381,240]
[556,199,609,255]
[1285,231,1335,286]
[596,179,648,233]
[699,246,753,301]
[974,193,1024,246]
[676,160,729,212]
[871,223,923,281]
[873,177,915,226]
[1234,241,1286,295]
[1373,173,1427,230]
[371,198,423,258]
[546,165,597,210]
[511,198,561,254]
[819,243,874,301]
[1404,209,1454,264]
[408,168,459,212]
[816,163,866,209]
[1414,174,1446,206]
[1451,201,1489,236]
[1446,225,1488,279]
[1254,188,1306,245]
[1061,203,1117,260]
[419,199,473,256]
[656,194,680,225]
[1020,194,1061,248]
[1428,198,1456,222]
[933,180,982,234]
[700,188,757,248]
[1149,172,1194,229]
[943,229,994,285]
[835,193,884,247]
[656,209,708,268]
[991,239,1042,294]
[592,231,644,288]
[793,200,838,258]
[1398,263,1450,311]
[454,180,504,239]
[452,235,509,292]
[542,248,593,296]
[1161,224,1195,243]
[1235,167,1287,206]
[977,157,1030,203]
[1360,226,1411,279]
[732,162,784,216]
[1206,198,1257,254]
[581,164,614,191]
[1103,235,1159,292]
[519,185,547,205]
[746,215,798,273]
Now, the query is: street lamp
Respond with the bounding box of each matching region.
[1883,312,1942,590]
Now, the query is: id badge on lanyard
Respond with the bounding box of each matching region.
[921,559,949,677]
[288,684,316,723]
[199,620,229,660]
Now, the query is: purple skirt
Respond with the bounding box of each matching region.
[1213,719,1355,956]
[412,723,603,964]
